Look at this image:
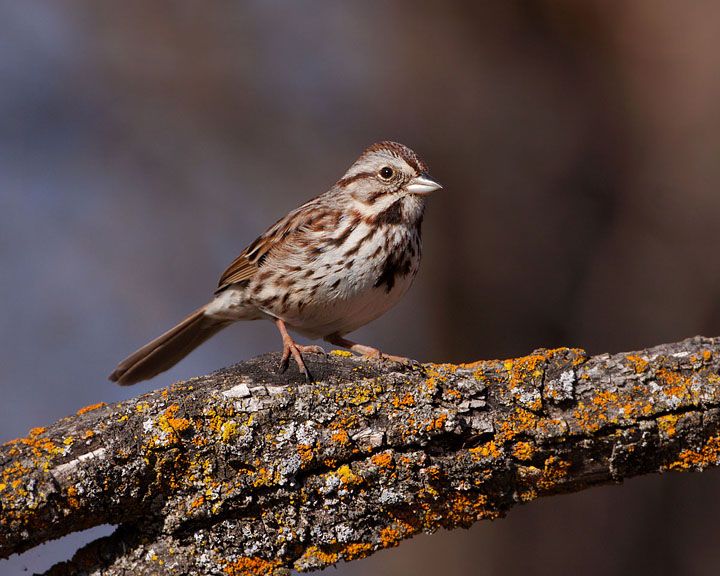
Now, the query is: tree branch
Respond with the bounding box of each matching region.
[2,337,720,575]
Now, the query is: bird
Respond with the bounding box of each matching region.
[109,141,442,385]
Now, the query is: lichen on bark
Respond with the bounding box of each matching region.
[2,336,720,575]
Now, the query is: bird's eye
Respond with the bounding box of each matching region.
[378,166,394,180]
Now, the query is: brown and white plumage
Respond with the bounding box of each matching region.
[109,141,441,385]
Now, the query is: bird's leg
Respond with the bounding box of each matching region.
[325,334,412,364]
[275,318,324,379]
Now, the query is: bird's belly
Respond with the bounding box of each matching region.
[280,271,416,339]
[260,245,419,339]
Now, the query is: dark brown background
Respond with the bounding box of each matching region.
[2,1,720,573]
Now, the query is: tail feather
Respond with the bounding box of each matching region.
[109,306,232,386]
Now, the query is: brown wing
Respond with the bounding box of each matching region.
[215,199,322,293]
[215,248,259,291]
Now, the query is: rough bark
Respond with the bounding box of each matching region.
[2,337,720,575]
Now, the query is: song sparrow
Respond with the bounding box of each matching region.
[109,141,441,385]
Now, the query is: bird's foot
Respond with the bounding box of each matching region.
[275,319,325,380]
[325,334,415,366]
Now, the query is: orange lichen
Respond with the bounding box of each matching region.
[222,556,281,575]
[379,526,403,547]
[424,413,447,432]
[298,444,314,464]
[329,349,353,357]
[422,465,443,486]
[251,466,278,488]
[512,441,535,461]
[205,405,239,435]
[504,353,544,382]
[297,545,339,566]
[221,421,239,442]
[500,348,587,380]
[335,464,363,487]
[653,369,692,402]
[626,354,649,373]
[157,404,192,439]
[436,492,496,526]
[2,462,30,497]
[505,349,583,402]
[76,402,107,415]
[444,388,461,400]
[12,431,61,460]
[468,440,502,461]
[371,452,393,468]
[422,365,448,394]
[537,456,570,491]
[657,414,678,438]
[65,485,80,510]
[329,408,359,431]
[336,381,382,406]
[536,418,567,436]
[391,393,416,408]
[399,455,417,467]
[342,542,373,560]
[667,436,720,471]
[331,429,350,445]
[572,389,620,433]
[459,359,492,382]
[496,408,539,441]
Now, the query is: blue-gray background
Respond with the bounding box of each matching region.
[3,1,720,574]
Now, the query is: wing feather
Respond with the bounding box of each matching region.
[215,198,325,293]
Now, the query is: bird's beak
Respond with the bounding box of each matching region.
[406,173,443,195]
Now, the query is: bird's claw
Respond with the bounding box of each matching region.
[277,341,324,381]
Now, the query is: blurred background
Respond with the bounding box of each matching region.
[2,1,720,573]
